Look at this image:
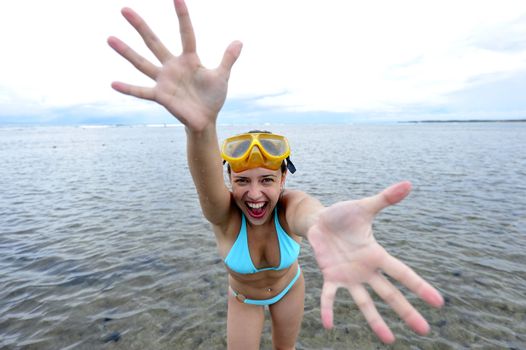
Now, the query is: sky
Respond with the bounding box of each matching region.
[1,0,526,125]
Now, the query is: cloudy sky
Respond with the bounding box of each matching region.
[1,0,525,125]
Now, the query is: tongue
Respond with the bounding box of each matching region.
[248,205,266,218]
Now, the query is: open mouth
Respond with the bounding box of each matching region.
[246,201,268,219]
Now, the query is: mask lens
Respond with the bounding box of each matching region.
[259,139,286,157]
[259,135,287,157]
[224,139,252,158]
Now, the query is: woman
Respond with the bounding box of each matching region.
[107,0,444,348]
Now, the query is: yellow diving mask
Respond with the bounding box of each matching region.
[221,132,296,173]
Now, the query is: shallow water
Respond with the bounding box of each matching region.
[1,123,525,349]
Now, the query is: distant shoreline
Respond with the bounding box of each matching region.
[400,119,526,124]
[1,119,525,128]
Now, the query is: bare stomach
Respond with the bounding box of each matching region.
[227,262,299,301]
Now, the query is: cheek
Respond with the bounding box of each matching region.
[231,186,244,199]
[267,185,283,199]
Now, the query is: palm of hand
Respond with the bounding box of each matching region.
[308,200,386,286]
[108,2,242,131]
[307,182,444,344]
[155,54,229,129]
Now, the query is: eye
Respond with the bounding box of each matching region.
[235,178,249,184]
[262,177,275,184]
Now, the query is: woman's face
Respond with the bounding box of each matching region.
[230,167,286,226]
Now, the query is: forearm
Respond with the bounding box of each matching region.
[186,123,230,223]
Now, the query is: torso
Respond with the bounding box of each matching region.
[213,196,302,299]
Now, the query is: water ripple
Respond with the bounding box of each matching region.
[1,124,525,349]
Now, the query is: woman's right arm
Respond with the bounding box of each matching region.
[107,0,242,224]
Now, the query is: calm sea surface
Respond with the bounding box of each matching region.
[1,123,525,349]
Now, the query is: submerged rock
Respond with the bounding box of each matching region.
[102,331,121,343]
[436,319,447,327]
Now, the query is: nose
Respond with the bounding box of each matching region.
[246,182,263,200]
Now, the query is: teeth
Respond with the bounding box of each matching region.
[247,202,265,209]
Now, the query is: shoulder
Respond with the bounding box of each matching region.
[277,191,304,239]
[279,189,325,237]
[281,189,309,201]
[278,189,310,224]
[280,189,310,210]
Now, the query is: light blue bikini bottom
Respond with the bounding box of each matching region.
[231,266,301,306]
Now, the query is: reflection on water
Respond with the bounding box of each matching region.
[1,123,525,349]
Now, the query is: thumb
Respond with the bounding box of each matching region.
[219,40,243,77]
[361,181,412,215]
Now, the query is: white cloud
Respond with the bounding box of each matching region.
[0,0,525,122]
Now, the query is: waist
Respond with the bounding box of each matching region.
[230,266,302,306]
[228,263,300,300]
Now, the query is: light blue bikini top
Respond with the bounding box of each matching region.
[224,208,301,275]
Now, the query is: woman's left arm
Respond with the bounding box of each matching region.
[284,182,444,344]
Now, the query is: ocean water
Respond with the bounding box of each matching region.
[0,122,525,349]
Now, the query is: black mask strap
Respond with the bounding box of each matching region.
[286,157,296,174]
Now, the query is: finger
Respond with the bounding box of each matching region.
[320,282,338,329]
[349,285,395,344]
[107,36,159,80]
[121,7,172,63]
[361,181,412,215]
[218,41,243,77]
[369,273,430,335]
[381,255,444,308]
[111,81,155,101]
[173,0,196,53]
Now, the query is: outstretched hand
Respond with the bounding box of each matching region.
[307,181,444,344]
[108,0,242,131]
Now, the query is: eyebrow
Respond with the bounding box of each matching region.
[232,174,277,180]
